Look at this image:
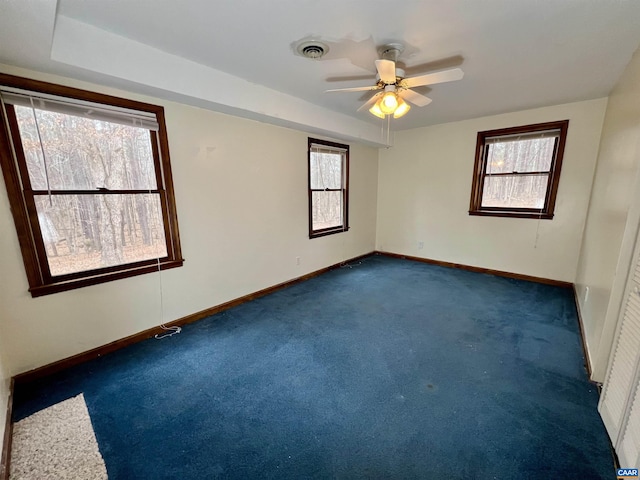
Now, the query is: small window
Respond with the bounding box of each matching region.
[0,73,183,296]
[308,138,349,238]
[469,120,569,219]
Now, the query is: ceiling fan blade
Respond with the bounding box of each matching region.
[399,89,432,107]
[357,92,382,112]
[375,59,396,84]
[325,74,377,83]
[326,85,381,93]
[403,55,464,76]
[402,68,464,89]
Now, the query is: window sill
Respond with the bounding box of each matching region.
[309,226,350,239]
[29,259,184,297]
[468,210,554,220]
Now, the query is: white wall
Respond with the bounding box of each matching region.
[575,47,640,381]
[0,65,379,375]
[376,99,607,282]
[0,59,631,387]
[0,343,10,449]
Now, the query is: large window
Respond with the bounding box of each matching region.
[469,120,569,219]
[308,138,349,238]
[0,73,183,297]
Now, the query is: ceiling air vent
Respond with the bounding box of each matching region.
[297,41,329,59]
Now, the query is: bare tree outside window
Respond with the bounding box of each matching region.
[481,136,556,209]
[0,73,183,297]
[308,138,349,238]
[469,120,569,219]
[15,107,167,276]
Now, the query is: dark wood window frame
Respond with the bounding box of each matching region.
[0,73,183,297]
[469,120,569,219]
[308,138,349,239]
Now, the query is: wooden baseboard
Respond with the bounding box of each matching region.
[377,251,595,381]
[4,249,588,478]
[13,252,375,387]
[0,378,14,480]
[376,251,573,288]
[12,249,576,387]
[572,285,594,380]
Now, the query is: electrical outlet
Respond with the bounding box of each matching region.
[418,241,424,250]
[584,286,590,302]
[296,256,300,265]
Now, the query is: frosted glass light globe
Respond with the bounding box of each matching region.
[380,92,398,114]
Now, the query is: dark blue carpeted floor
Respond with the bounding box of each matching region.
[14,255,615,479]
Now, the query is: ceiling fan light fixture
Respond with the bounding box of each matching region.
[327,42,464,122]
[369,102,386,119]
[379,91,398,114]
[393,98,410,118]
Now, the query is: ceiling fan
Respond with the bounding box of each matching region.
[326,43,464,119]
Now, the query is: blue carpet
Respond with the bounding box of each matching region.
[13,255,614,479]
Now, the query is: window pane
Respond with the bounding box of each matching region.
[15,106,156,191]
[310,152,342,189]
[34,194,167,276]
[312,191,342,230]
[486,137,556,174]
[481,174,549,209]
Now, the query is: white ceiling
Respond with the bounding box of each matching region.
[0,0,639,146]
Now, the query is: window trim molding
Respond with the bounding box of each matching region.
[0,73,184,297]
[468,119,569,220]
[307,138,349,239]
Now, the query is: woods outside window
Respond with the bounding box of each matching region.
[308,138,349,238]
[469,120,569,219]
[0,73,183,297]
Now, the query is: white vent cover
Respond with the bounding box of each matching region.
[296,41,329,59]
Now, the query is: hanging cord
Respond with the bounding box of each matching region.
[386,114,391,146]
[155,326,181,340]
[0,94,24,188]
[379,114,394,148]
[153,255,181,339]
[533,132,554,249]
[29,97,53,205]
[533,211,542,249]
[341,146,347,233]
[147,140,180,340]
[340,260,362,269]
